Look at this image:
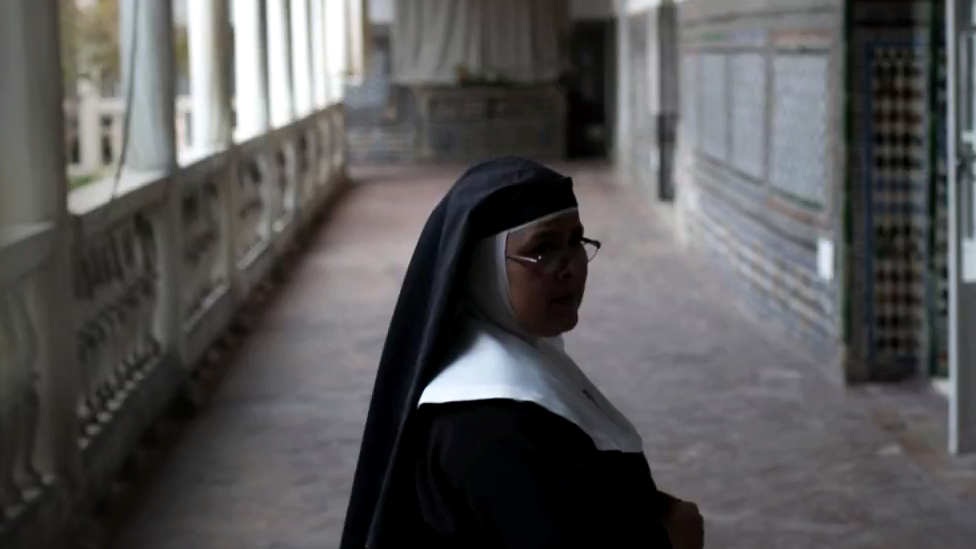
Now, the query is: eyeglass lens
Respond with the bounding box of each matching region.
[539,241,598,273]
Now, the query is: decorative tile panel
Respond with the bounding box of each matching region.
[934,41,948,377]
[770,54,830,206]
[847,9,945,382]
[861,43,930,372]
[730,53,766,179]
[700,54,728,161]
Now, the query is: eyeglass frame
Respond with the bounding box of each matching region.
[505,237,602,274]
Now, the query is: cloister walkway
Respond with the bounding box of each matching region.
[114,165,976,549]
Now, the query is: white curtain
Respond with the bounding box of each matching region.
[391,0,570,84]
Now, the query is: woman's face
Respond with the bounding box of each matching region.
[505,212,589,337]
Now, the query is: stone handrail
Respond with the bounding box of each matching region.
[0,104,348,549]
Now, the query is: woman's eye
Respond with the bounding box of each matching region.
[530,243,555,257]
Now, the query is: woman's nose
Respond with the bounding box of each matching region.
[554,256,581,280]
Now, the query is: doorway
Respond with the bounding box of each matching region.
[565,20,612,159]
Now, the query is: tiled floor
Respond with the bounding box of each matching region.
[114,164,976,549]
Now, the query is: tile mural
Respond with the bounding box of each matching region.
[770,54,830,206]
[934,39,948,377]
[700,54,728,161]
[730,53,766,180]
[863,44,930,371]
[847,2,947,380]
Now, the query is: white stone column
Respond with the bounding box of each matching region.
[0,1,72,226]
[615,12,631,165]
[188,0,234,153]
[189,0,238,303]
[119,0,184,365]
[267,0,296,126]
[0,0,81,490]
[345,0,365,83]
[119,0,177,171]
[656,1,678,202]
[311,0,328,109]
[233,0,271,138]
[325,0,349,104]
[290,0,315,116]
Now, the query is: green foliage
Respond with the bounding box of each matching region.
[70,172,100,189]
[76,0,121,86]
[174,23,189,78]
[59,0,189,92]
[59,0,80,87]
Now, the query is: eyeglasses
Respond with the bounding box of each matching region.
[506,237,602,274]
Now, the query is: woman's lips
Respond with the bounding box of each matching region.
[550,294,580,308]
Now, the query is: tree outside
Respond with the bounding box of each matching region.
[60,0,189,96]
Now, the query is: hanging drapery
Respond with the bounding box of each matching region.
[391,0,570,85]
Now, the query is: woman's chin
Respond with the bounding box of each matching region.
[545,307,579,334]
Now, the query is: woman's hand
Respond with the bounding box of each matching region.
[661,500,704,549]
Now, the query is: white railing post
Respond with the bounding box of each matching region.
[118,0,180,359]
[0,0,81,499]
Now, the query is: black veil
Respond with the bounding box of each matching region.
[339,157,578,549]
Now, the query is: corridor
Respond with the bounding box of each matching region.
[113,165,976,549]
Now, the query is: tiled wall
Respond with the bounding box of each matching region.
[667,1,845,366]
[934,30,948,377]
[651,0,947,381]
[413,86,566,162]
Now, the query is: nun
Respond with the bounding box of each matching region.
[340,157,704,549]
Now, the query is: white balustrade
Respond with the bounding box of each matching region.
[0,271,48,521]
[0,105,348,548]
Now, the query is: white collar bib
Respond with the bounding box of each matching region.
[419,319,644,453]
